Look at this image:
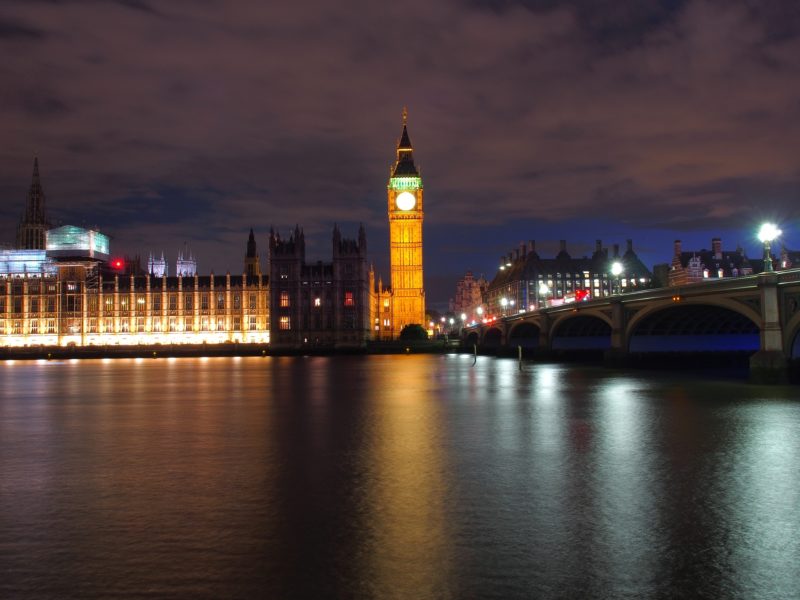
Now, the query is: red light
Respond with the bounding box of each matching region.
[111,259,124,270]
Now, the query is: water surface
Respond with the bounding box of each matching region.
[1,356,798,599]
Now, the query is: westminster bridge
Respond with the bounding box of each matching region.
[462,270,800,381]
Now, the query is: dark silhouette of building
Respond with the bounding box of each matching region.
[16,157,51,250]
[669,238,755,285]
[269,225,371,350]
[486,239,652,316]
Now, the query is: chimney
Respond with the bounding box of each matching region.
[613,243,619,258]
[559,240,567,253]
[528,240,536,254]
[674,240,682,257]
[712,238,722,260]
[514,249,520,261]
[520,242,526,258]
[626,239,633,254]
[595,240,602,253]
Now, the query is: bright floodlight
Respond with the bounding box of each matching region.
[500,297,508,307]
[460,313,467,321]
[758,223,781,243]
[476,306,484,315]
[538,283,549,295]
[611,261,623,276]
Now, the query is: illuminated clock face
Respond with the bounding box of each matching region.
[395,191,416,211]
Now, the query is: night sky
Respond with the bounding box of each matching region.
[1,1,799,310]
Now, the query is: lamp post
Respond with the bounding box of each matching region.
[611,261,623,295]
[538,282,549,308]
[758,223,781,273]
[500,297,508,317]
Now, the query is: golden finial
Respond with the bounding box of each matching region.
[402,106,408,126]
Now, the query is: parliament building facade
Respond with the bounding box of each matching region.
[2,113,429,349]
[1,160,269,348]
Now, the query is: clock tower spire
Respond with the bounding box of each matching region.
[387,108,425,338]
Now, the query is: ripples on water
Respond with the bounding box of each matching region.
[0,356,798,599]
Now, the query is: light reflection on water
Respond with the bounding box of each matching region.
[0,356,798,599]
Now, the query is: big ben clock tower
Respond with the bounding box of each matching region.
[387,108,425,337]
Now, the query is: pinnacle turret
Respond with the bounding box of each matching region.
[245,228,261,276]
[392,107,419,177]
[246,228,257,258]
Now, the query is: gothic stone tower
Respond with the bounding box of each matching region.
[16,157,51,249]
[245,228,261,276]
[387,108,425,337]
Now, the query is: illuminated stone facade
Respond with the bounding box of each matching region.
[449,271,488,321]
[0,269,269,347]
[383,109,426,338]
[1,227,270,348]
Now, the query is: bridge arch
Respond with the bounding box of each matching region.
[508,322,540,349]
[627,300,760,353]
[483,327,504,348]
[465,330,479,349]
[782,309,800,358]
[550,313,612,350]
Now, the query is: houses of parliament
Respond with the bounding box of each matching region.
[0,114,426,349]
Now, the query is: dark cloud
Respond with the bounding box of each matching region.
[0,0,799,309]
[0,19,44,39]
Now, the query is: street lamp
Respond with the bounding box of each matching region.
[500,297,508,316]
[538,282,549,308]
[611,261,623,295]
[758,223,781,273]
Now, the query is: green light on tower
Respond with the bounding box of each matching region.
[389,176,422,191]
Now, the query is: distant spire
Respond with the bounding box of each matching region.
[393,108,418,177]
[16,156,50,249]
[398,108,413,151]
[246,228,257,258]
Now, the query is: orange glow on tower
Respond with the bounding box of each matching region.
[387,108,425,337]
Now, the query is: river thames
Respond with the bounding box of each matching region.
[1,355,798,599]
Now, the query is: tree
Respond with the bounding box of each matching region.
[399,324,428,341]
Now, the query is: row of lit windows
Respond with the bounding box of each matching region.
[279,291,356,308]
[1,315,262,335]
[1,320,57,334]
[2,292,261,313]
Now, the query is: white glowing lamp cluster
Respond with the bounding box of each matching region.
[758,223,781,243]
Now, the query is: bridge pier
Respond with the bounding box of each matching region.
[750,273,788,383]
[604,299,629,367]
